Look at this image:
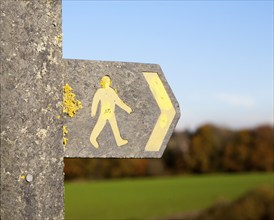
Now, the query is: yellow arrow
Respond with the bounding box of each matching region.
[143,72,176,151]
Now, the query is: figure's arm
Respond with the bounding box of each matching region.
[91,90,100,117]
[115,93,132,114]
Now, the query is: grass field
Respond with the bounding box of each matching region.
[65,172,273,220]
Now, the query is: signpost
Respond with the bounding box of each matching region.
[1,0,180,219]
[63,60,180,158]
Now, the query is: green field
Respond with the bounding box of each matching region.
[65,173,273,220]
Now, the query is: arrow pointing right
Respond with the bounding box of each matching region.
[143,72,176,152]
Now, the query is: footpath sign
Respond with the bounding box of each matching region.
[0,0,180,219]
[63,60,180,158]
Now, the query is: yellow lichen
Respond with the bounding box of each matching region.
[63,137,68,145]
[55,34,63,48]
[63,83,83,117]
[63,125,68,145]
[19,175,26,184]
[62,83,82,146]
[63,126,68,136]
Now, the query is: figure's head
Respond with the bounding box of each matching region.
[100,75,112,88]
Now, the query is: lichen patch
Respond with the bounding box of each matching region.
[63,125,68,145]
[63,83,82,117]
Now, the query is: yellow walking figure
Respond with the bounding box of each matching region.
[90,75,132,148]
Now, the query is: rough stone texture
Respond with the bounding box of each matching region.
[63,60,180,158]
[1,0,64,219]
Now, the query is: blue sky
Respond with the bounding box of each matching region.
[62,0,273,130]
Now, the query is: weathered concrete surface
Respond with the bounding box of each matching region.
[1,0,64,219]
[63,60,180,158]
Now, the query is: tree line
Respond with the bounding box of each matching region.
[65,124,273,180]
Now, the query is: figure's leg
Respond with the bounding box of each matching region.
[90,118,106,148]
[109,116,128,146]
